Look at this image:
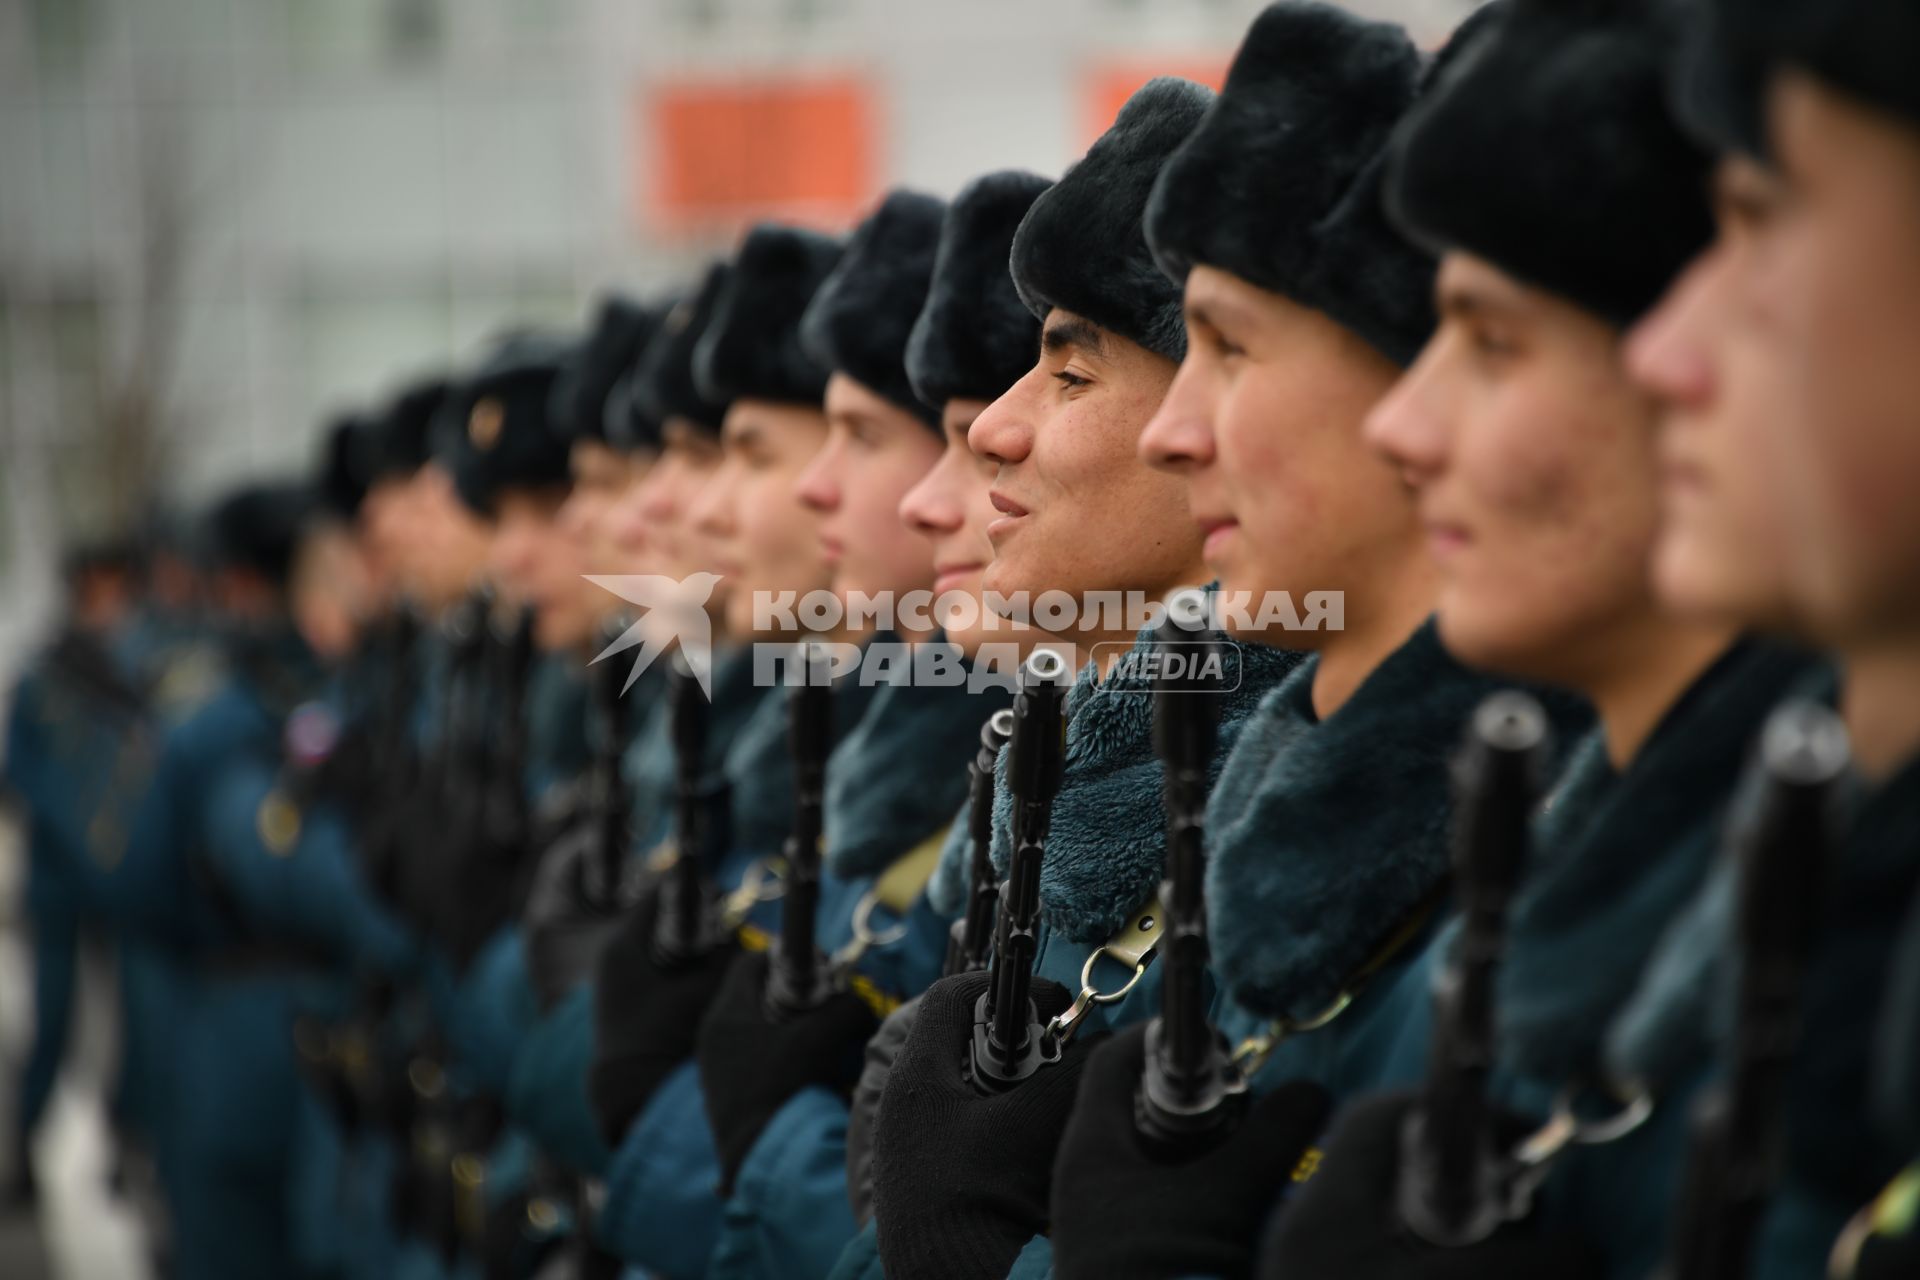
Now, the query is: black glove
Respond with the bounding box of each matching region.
[1258,1091,1604,1280]
[847,995,923,1226]
[586,892,737,1147]
[1051,1023,1332,1280]
[871,970,1098,1280]
[522,825,641,1014]
[695,949,880,1194]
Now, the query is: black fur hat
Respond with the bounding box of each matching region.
[206,480,315,586]
[370,375,449,481]
[550,295,666,447]
[1385,0,1714,328]
[906,170,1052,410]
[629,263,735,440]
[800,189,947,428]
[694,224,844,408]
[317,413,378,517]
[1010,77,1215,362]
[1670,0,1772,158]
[1146,3,1435,367]
[1715,0,1920,131]
[434,332,574,516]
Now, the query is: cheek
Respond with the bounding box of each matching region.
[1460,406,1655,627]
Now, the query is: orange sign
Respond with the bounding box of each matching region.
[1082,60,1231,148]
[642,76,878,233]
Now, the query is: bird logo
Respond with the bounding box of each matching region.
[584,572,724,697]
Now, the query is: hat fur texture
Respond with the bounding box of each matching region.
[906,170,1052,409]
[631,263,735,438]
[694,224,843,408]
[800,189,948,428]
[1010,77,1215,362]
[1146,1,1436,367]
[1384,0,1714,328]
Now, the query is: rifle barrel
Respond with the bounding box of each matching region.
[949,708,1016,977]
[1668,700,1847,1280]
[974,648,1071,1089]
[1401,690,1549,1246]
[1137,589,1241,1145]
[656,650,715,962]
[767,642,836,1015]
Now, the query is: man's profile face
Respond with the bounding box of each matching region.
[966,310,1199,622]
[1743,72,1920,643]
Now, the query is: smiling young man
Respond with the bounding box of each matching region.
[1257,3,1821,1278]
[867,78,1300,1280]
[814,169,1058,1280]
[1624,3,1920,1275]
[1032,6,1578,1275]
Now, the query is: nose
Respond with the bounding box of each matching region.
[689,467,734,540]
[608,484,650,556]
[1139,359,1216,474]
[795,434,845,515]
[1362,346,1448,491]
[1624,252,1719,414]
[967,375,1037,467]
[900,449,965,538]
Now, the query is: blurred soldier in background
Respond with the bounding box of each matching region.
[2,541,141,1207]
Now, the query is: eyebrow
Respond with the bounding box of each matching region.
[1436,283,1508,323]
[723,420,764,451]
[830,407,885,434]
[1040,316,1110,360]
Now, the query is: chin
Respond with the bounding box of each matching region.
[724,595,761,642]
[980,558,1031,608]
[1431,605,1518,680]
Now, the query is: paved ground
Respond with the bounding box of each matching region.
[0,815,153,1280]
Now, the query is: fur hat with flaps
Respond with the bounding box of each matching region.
[800,189,948,428]
[1708,0,1920,132]
[629,262,735,440]
[1146,2,1435,367]
[1669,0,1772,159]
[1010,77,1215,363]
[907,170,1052,409]
[206,479,316,586]
[694,224,844,408]
[434,332,574,517]
[1385,0,1713,328]
[550,294,666,448]
[317,413,379,518]
[370,376,450,481]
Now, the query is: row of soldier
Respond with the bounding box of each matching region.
[3,0,1917,1277]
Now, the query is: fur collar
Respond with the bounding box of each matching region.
[824,652,1009,878]
[1606,661,1920,1200]
[1499,639,1814,1084]
[986,624,1305,945]
[1207,620,1575,1022]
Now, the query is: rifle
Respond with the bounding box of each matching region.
[1663,700,1847,1280]
[1135,589,1246,1150]
[970,647,1073,1092]
[1398,690,1551,1246]
[584,613,634,906]
[652,649,728,964]
[483,602,537,855]
[945,708,1017,977]
[765,641,837,1016]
